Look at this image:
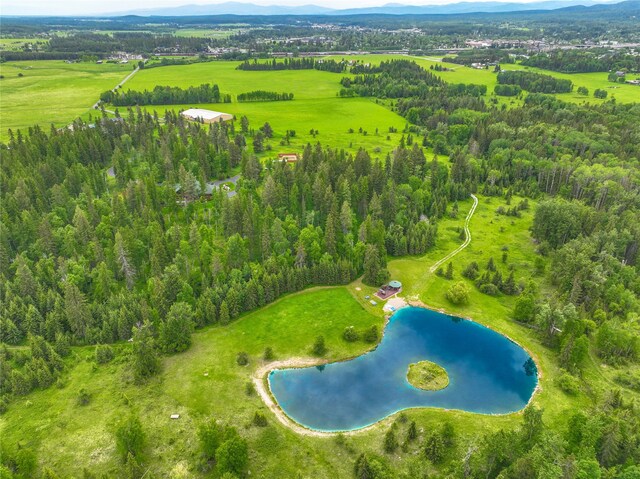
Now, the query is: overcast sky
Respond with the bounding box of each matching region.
[2,0,548,16]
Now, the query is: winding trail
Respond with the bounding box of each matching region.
[429,193,478,273]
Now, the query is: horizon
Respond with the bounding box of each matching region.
[0,0,620,17]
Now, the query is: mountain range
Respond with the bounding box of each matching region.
[109,0,622,16]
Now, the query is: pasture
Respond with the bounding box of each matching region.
[0,60,132,140]
[0,37,48,51]
[331,53,640,105]
[128,61,408,155]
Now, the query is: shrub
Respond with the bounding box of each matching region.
[216,435,248,476]
[479,283,500,296]
[343,326,359,342]
[245,381,255,396]
[236,352,249,366]
[263,347,274,361]
[383,429,398,453]
[76,388,91,406]
[253,412,268,427]
[424,432,444,463]
[115,415,145,461]
[462,262,479,280]
[95,344,114,364]
[198,419,223,461]
[363,325,379,343]
[312,336,327,356]
[556,372,580,395]
[446,282,470,305]
[594,88,608,99]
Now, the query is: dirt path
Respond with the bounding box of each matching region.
[429,193,478,273]
[91,64,142,112]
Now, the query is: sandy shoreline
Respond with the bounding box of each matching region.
[252,357,386,437]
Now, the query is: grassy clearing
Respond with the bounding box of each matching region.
[0,287,385,478]
[0,60,132,140]
[407,361,449,391]
[140,97,407,157]
[0,38,49,51]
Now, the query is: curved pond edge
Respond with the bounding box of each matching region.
[253,301,542,436]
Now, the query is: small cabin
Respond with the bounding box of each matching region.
[374,280,403,300]
[278,153,299,163]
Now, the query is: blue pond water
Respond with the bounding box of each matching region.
[269,306,538,432]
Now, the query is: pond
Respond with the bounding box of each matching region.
[269,306,538,432]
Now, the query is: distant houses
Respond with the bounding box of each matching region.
[181,108,233,124]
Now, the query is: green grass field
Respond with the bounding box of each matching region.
[127,61,408,156]
[0,288,386,477]
[0,38,49,51]
[0,60,132,140]
[330,53,640,105]
[2,53,636,146]
[4,193,629,478]
[173,28,243,38]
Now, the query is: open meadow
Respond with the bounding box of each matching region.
[128,61,409,156]
[329,53,640,105]
[0,60,133,140]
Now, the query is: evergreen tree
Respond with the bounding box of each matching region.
[159,302,194,354]
[131,322,160,382]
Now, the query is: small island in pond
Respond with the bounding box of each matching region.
[407,360,450,391]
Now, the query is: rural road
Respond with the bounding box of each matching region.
[92,64,141,111]
[429,193,479,273]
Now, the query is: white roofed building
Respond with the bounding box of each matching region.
[181,109,233,123]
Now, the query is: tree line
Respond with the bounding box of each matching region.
[100,83,232,106]
[522,49,640,73]
[237,57,347,72]
[237,90,294,102]
[497,70,573,93]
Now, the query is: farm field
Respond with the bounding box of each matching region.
[331,53,640,105]
[0,60,132,140]
[0,37,48,51]
[173,28,244,38]
[2,53,637,145]
[127,61,409,155]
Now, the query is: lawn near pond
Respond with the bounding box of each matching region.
[0,288,384,478]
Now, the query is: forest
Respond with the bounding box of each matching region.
[236,90,294,102]
[497,70,573,93]
[237,58,347,72]
[522,50,640,73]
[1,33,640,477]
[99,83,232,106]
